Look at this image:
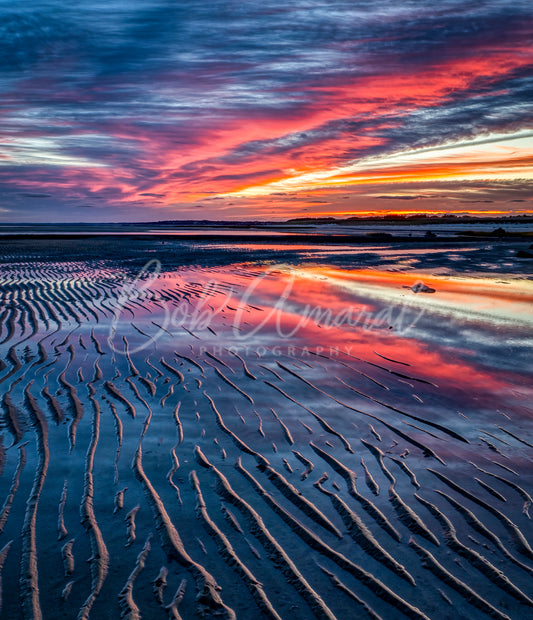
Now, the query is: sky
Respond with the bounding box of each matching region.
[0,0,532,222]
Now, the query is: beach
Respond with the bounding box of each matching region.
[0,231,532,619]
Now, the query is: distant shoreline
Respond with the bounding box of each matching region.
[1,217,532,245]
[1,214,533,230]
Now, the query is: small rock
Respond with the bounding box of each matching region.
[411,281,435,293]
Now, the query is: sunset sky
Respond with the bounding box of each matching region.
[1,1,532,222]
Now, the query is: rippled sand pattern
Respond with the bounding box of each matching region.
[0,253,532,619]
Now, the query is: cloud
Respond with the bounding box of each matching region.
[1,1,532,221]
[375,195,424,200]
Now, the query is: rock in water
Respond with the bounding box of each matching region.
[411,281,436,293]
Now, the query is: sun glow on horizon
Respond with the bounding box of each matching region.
[218,131,533,201]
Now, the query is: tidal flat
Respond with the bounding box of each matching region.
[0,234,532,619]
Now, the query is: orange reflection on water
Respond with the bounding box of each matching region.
[210,264,533,408]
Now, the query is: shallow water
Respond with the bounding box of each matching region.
[0,240,532,619]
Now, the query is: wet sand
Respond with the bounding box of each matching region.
[0,235,532,619]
